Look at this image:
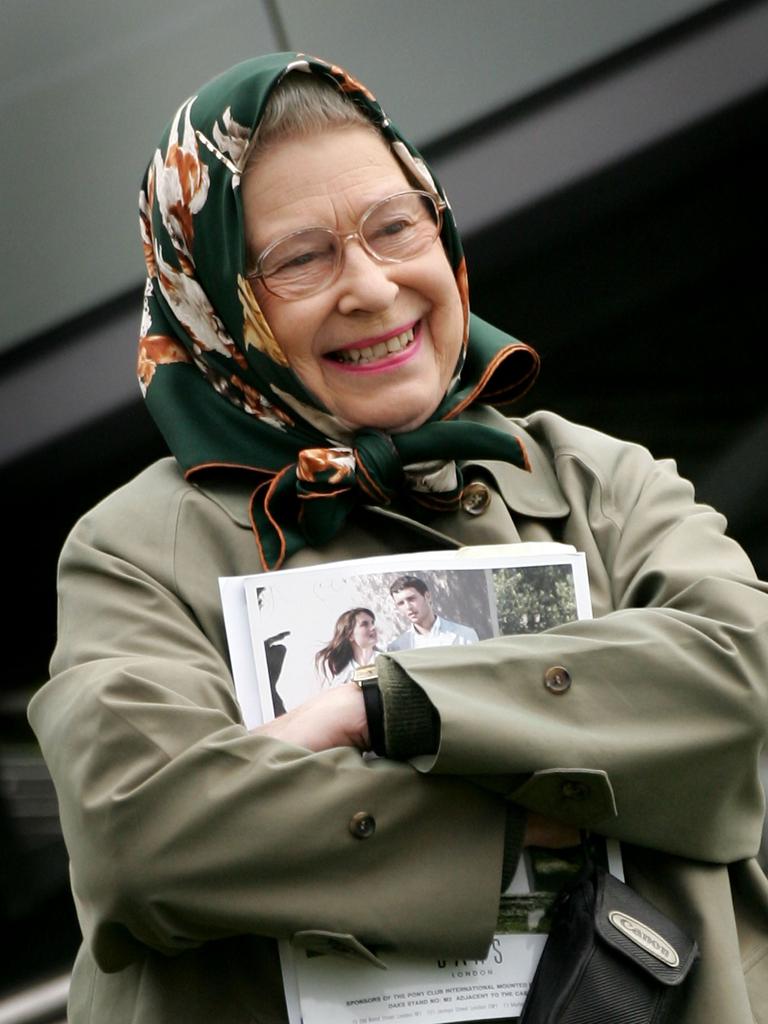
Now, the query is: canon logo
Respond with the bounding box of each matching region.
[608,911,680,967]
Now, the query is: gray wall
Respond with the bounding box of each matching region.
[2,0,717,352]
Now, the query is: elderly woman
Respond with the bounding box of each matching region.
[29,53,768,1024]
[316,607,380,686]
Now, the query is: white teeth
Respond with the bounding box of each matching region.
[335,326,416,364]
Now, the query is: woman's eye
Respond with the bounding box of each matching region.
[271,246,334,276]
[376,218,411,238]
[281,251,320,269]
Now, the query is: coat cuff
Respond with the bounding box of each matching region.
[376,654,439,760]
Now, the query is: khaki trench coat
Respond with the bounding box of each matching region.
[29,408,768,1023]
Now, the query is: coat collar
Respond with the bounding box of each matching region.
[458,406,569,518]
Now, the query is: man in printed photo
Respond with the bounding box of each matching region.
[387,575,479,650]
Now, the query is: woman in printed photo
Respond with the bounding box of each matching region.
[315,606,380,686]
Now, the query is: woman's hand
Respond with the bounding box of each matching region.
[523,812,581,849]
[251,683,369,752]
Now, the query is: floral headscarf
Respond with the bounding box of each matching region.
[138,52,539,569]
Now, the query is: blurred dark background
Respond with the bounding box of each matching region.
[1,0,766,1005]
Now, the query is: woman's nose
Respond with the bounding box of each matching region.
[334,241,399,315]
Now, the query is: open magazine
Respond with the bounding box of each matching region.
[220,544,622,1024]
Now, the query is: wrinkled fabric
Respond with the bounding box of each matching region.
[29,410,768,1023]
[137,52,538,567]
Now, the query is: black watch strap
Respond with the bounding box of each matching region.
[352,665,386,757]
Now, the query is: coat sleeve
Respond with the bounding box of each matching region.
[28,477,507,970]
[378,437,768,864]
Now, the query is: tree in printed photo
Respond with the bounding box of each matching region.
[493,565,577,635]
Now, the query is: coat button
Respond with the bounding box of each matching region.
[461,482,491,516]
[349,812,376,839]
[543,665,571,694]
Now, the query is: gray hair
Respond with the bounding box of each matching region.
[245,72,378,172]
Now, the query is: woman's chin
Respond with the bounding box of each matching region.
[334,390,442,434]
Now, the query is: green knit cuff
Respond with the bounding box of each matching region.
[375,655,440,760]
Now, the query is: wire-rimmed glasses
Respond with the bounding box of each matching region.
[247,189,445,300]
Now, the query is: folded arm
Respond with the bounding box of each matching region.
[29,484,507,970]
[376,442,768,863]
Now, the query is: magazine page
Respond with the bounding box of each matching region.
[244,546,590,723]
[219,575,264,728]
[229,544,619,1024]
[284,835,622,1024]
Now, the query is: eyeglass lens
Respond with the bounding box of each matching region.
[259,192,440,298]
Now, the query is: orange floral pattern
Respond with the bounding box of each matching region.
[456,257,470,347]
[137,334,191,394]
[237,275,288,366]
[226,375,292,429]
[153,97,210,274]
[329,63,377,102]
[139,169,157,280]
[297,448,356,485]
[153,242,239,360]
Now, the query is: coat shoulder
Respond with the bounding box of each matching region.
[514,410,659,474]
[511,409,688,526]
[66,457,252,558]
[71,458,189,538]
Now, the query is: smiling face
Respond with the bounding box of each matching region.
[351,611,378,652]
[242,127,464,433]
